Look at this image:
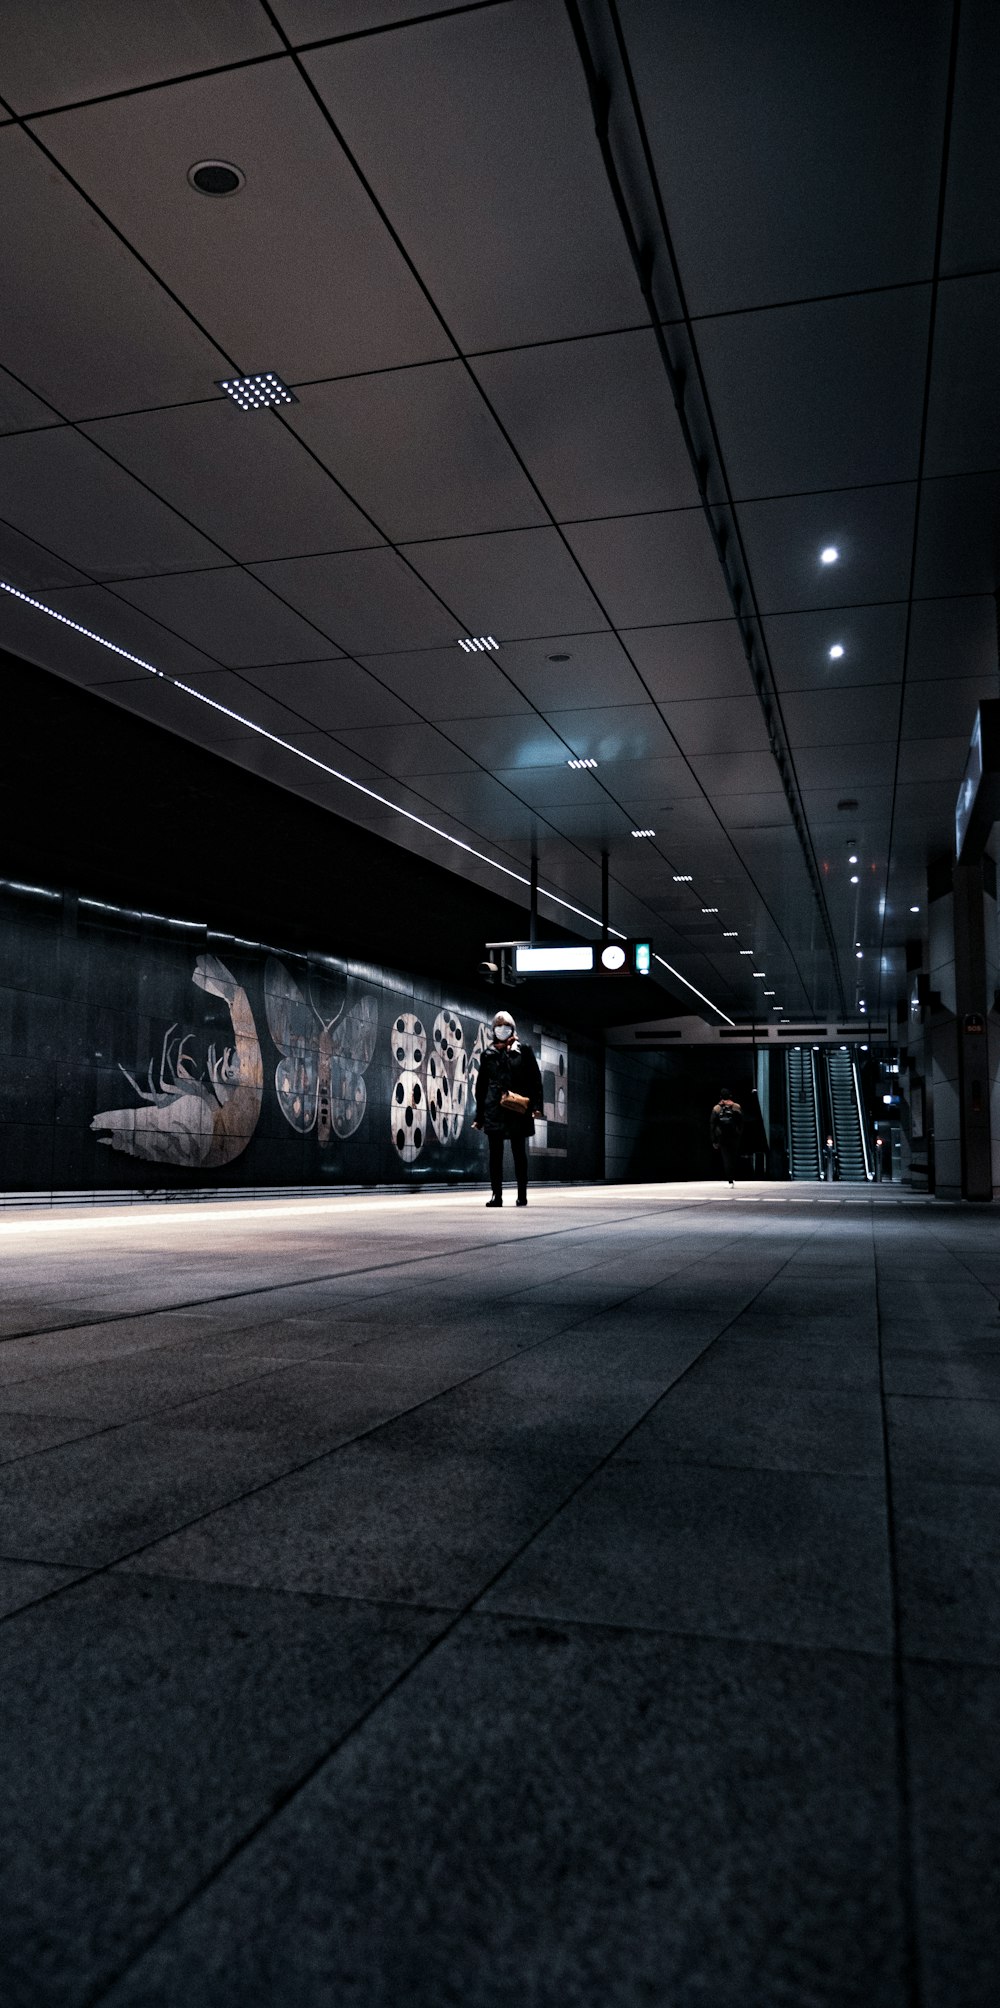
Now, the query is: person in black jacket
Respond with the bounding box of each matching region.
[710,1091,744,1186]
[473,1010,544,1207]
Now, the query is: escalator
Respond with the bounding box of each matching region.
[824,1048,872,1182]
[786,1047,821,1180]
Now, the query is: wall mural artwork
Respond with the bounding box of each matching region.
[69,910,576,1187]
[389,1008,479,1164]
[91,953,264,1168]
[264,957,377,1143]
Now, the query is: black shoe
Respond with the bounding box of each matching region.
[516,1196,527,1207]
[486,1196,503,1208]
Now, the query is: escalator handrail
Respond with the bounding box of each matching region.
[851,1054,875,1181]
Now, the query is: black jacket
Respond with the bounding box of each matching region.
[475,1041,544,1136]
[710,1099,744,1151]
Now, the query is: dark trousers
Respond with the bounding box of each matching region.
[488,1129,528,1198]
[719,1138,739,1181]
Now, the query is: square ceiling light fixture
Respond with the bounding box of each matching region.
[217,373,297,410]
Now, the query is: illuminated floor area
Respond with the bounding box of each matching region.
[1,1184,997,2006]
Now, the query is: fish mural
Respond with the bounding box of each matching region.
[91,953,264,1167]
[264,957,377,1143]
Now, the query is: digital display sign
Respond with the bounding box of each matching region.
[513,940,653,978]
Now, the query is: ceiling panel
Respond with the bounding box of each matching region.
[0,521,89,595]
[735,485,916,616]
[38,61,451,384]
[482,631,646,713]
[492,765,605,810]
[719,791,795,828]
[901,677,992,741]
[84,401,382,563]
[0,369,60,435]
[0,0,280,112]
[658,695,771,758]
[286,361,545,543]
[111,568,335,666]
[914,474,1000,598]
[689,750,781,795]
[249,547,459,653]
[623,620,750,702]
[0,428,223,580]
[401,770,542,837]
[36,581,230,682]
[619,0,947,316]
[782,684,901,748]
[239,660,417,733]
[563,511,733,628]
[305,0,640,351]
[472,330,703,522]
[403,527,607,640]
[905,597,997,681]
[326,721,476,777]
[538,705,680,764]
[794,743,896,790]
[441,714,569,771]
[358,647,532,722]
[924,275,1000,478]
[0,126,232,418]
[273,2,475,39]
[764,605,908,692]
[895,737,972,785]
[939,0,1000,274]
[697,290,930,498]
[600,757,705,805]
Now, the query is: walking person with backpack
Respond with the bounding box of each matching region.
[710,1090,744,1187]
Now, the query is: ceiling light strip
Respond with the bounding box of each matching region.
[653,954,734,1028]
[1,578,738,1025]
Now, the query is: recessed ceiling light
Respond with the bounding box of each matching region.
[764,989,775,996]
[188,160,245,196]
[850,874,859,884]
[547,653,570,662]
[723,930,738,938]
[856,950,863,959]
[838,798,858,812]
[820,546,839,565]
[567,757,597,769]
[458,636,498,653]
[739,948,753,955]
[752,970,765,977]
[631,828,655,838]
[848,853,858,863]
[910,904,920,913]
[672,873,692,882]
[829,644,845,660]
[218,372,296,410]
[702,906,719,914]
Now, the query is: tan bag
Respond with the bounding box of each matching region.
[500,1091,531,1116]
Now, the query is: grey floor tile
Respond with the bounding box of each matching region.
[894,1478,1000,1666]
[626,1382,885,1477]
[888,1395,1000,1485]
[117,1380,630,1608]
[686,1335,880,1393]
[100,1618,906,2008]
[0,1555,86,1619]
[0,1408,102,1464]
[480,1459,893,1653]
[906,1657,1000,2008]
[882,1353,1000,1399]
[0,1413,325,1569]
[0,1572,443,2008]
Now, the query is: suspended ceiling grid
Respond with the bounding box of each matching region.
[0,0,996,1023]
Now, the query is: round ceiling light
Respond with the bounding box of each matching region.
[820,546,839,564]
[547,653,570,662]
[600,943,626,972]
[188,160,245,196]
[829,643,845,660]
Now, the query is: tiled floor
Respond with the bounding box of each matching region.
[1,1183,997,2006]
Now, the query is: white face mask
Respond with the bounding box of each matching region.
[493,1024,513,1043]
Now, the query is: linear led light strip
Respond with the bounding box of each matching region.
[0,578,735,1024]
